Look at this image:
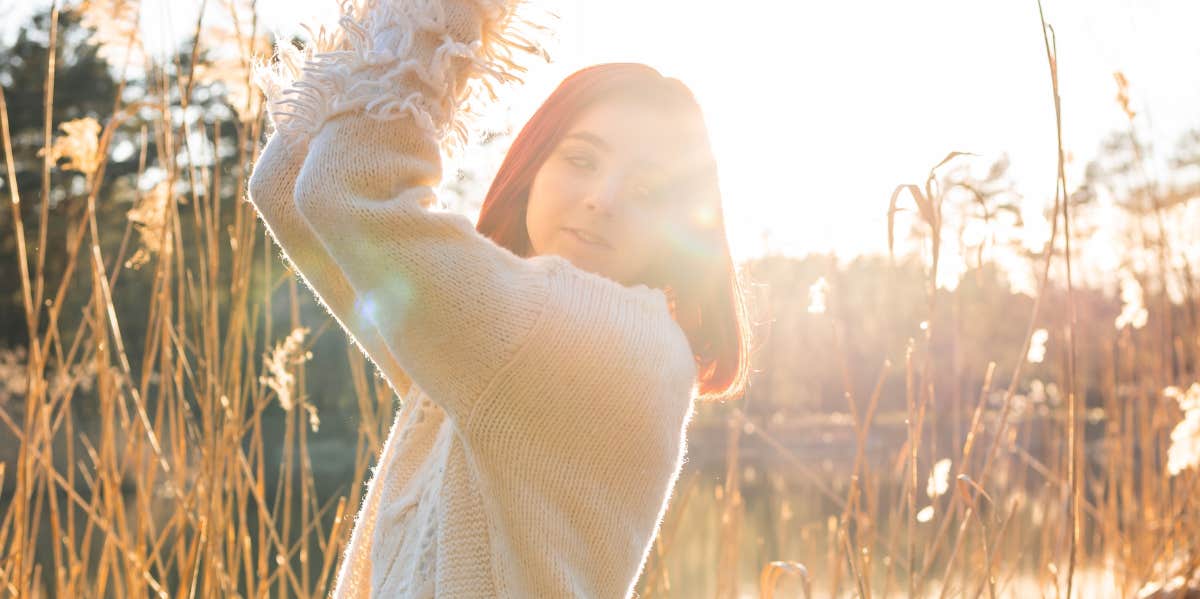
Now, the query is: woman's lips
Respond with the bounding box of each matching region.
[563,227,612,249]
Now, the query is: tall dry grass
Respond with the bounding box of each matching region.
[1,1,400,596]
[0,1,1197,598]
[642,2,1199,596]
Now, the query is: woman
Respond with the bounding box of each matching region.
[246,0,750,596]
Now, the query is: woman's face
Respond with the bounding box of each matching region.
[525,97,708,287]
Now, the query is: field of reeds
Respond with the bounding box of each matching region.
[1,1,1198,598]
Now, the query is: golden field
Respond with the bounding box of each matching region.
[1,1,1198,597]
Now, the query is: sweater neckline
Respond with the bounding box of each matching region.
[529,254,670,307]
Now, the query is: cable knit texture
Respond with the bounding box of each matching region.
[245,0,700,596]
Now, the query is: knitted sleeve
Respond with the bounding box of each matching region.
[249,0,549,424]
[246,128,413,398]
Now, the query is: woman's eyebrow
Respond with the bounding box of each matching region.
[561,131,611,151]
[562,130,666,171]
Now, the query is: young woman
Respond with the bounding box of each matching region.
[247,0,750,596]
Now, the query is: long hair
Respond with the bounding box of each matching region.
[476,63,750,402]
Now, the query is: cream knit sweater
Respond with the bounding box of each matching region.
[245,0,700,597]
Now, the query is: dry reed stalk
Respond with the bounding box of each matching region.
[715,409,745,599]
[0,0,373,591]
[4,0,1200,595]
[730,408,845,508]
[639,473,701,597]
[1033,3,1082,596]
[33,2,61,351]
[906,338,917,597]
[841,359,889,592]
[758,560,811,599]
[0,85,37,377]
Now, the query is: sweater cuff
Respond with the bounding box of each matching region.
[252,0,549,150]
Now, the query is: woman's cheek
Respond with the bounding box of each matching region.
[633,216,668,270]
[526,184,555,254]
[552,174,587,215]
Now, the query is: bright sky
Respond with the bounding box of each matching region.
[528,0,1200,263]
[7,0,1200,263]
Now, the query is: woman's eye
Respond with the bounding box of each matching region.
[565,153,595,171]
[632,180,666,203]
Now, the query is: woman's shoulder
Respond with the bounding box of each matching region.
[464,255,698,440]
[529,255,669,309]
[526,254,697,383]
[527,254,672,326]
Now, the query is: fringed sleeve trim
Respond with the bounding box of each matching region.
[252,0,549,151]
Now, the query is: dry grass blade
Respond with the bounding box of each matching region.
[2,0,1198,596]
[0,87,38,345]
[759,560,812,599]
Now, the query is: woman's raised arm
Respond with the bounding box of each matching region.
[251,0,551,425]
[246,128,412,397]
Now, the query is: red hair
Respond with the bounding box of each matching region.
[476,63,750,402]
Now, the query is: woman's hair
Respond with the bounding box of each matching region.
[475,63,750,402]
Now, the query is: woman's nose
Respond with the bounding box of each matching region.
[585,174,625,215]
